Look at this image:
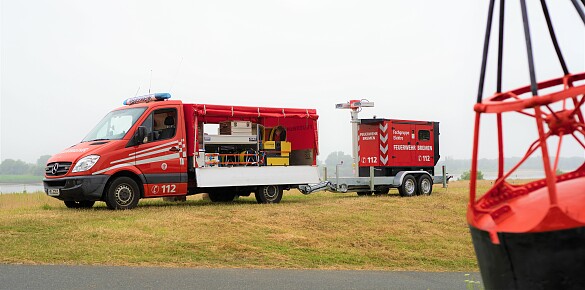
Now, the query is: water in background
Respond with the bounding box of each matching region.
[450,170,547,181]
[0,183,44,194]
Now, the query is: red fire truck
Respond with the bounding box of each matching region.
[43,93,320,209]
[43,95,445,209]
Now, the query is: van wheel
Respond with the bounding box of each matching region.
[255,185,283,204]
[398,175,417,197]
[105,177,140,210]
[64,200,95,209]
[418,175,433,196]
[208,192,236,202]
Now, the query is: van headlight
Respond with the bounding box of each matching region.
[72,155,100,173]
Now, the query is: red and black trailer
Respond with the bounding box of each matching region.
[300,100,446,197]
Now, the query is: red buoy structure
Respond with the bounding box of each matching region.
[469,0,585,289]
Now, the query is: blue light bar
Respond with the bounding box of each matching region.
[123,93,171,105]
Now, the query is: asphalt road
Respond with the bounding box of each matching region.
[0,265,480,290]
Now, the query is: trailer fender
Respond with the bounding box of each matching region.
[393,171,432,187]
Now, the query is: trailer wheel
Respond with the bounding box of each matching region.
[398,175,417,197]
[105,177,140,210]
[64,200,95,209]
[208,192,236,202]
[255,185,283,204]
[417,175,433,196]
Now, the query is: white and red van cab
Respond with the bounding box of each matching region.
[43,93,320,209]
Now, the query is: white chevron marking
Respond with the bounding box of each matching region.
[380,155,388,165]
[380,144,388,154]
[380,134,388,143]
[379,123,388,133]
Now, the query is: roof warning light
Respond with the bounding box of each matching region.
[123,93,171,105]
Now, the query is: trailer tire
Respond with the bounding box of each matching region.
[105,177,140,210]
[64,200,95,209]
[398,175,417,197]
[417,175,433,196]
[255,185,283,204]
[208,192,236,202]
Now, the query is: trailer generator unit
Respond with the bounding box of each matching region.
[300,99,446,197]
[357,118,440,177]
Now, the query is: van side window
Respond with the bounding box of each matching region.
[138,108,177,143]
[418,130,430,141]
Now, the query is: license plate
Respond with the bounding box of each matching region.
[48,189,60,196]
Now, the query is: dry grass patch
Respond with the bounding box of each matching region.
[0,181,493,271]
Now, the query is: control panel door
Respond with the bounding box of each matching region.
[390,122,415,167]
[358,124,381,167]
[415,124,435,167]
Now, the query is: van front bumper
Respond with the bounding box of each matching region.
[43,175,109,201]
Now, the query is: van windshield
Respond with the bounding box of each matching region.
[82,107,147,142]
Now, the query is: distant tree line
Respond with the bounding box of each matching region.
[0,155,51,176]
[324,151,354,176]
[319,151,355,177]
[459,170,484,181]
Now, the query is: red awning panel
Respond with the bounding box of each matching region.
[183,103,319,161]
[191,104,318,121]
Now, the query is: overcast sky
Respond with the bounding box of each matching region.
[1,0,584,164]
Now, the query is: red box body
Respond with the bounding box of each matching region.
[358,119,439,176]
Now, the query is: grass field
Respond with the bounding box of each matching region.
[0,181,490,271]
[0,175,43,183]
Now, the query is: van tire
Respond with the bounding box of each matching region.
[255,185,283,204]
[105,177,140,210]
[417,175,433,196]
[398,175,417,197]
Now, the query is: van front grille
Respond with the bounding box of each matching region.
[45,162,72,176]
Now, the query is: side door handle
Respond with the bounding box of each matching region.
[169,147,180,152]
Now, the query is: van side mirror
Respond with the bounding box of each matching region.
[134,126,147,145]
